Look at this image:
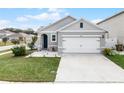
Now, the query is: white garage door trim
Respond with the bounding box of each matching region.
[62,35,102,38]
[62,36,101,53]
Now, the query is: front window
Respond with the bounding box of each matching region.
[51,34,56,42]
[80,22,83,28]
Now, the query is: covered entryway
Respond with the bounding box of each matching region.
[62,35,101,53]
[42,34,48,49]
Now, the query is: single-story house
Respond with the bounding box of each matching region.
[36,16,107,54]
[1,32,34,44]
[97,11,124,46]
[0,30,15,41]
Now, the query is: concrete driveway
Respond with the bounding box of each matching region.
[55,54,124,82]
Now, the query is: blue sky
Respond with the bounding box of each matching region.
[0,8,123,30]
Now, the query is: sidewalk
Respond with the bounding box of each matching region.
[0,45,15,52]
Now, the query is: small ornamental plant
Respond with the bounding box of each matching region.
[11,46,26,56]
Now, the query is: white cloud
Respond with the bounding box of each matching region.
[91,19,103,24]
[16,16,29,22]
[17,24,40,31]
[14,8,70,30]
[26,12,61,21]
[26,13,49,20]
[0,19,10,29]
[64,12,70,16]
[16,8,69,23]
[48,8,64,13]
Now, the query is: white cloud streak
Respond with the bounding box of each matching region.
[0,19,10,29]
[16,8,69,22]
[91,19,103,24]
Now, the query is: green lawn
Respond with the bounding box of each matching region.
[106,55,124,69]
[0,41,14,46]
[0,54,60,82]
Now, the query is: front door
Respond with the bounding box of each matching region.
[43,34,48,49]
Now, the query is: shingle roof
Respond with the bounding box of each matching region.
[37,16,76,32]
[97,10,124,25]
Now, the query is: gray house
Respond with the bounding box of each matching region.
[36,16,107,54]
[97,11,124,45]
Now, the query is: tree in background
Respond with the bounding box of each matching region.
[28,36,37,50]
[2,37,8,45]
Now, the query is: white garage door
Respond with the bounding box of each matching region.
[62,37,100,53]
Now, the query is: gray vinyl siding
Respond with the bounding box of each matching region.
[98,13,124,44]
[40,33,58,49]
[62,19,102,30]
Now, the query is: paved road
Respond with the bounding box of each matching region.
[0,45,15,51]
[55,54,124,82]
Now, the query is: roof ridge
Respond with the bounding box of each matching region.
[57,18,107,32]
[97,10,124,24]
[38,16,76,31]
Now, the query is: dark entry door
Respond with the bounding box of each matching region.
[43,34,48,49]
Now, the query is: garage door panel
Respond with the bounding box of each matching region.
[62,37,100,53]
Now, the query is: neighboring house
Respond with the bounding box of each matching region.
[0,30,34,44]
[7,33,34,44]
[97,11,124,45]
[0,30,15,38]
[0,30,15,41]
[36,16,107,54]
[19,32,35,44]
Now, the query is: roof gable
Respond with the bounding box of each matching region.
[37,16,76,32]
[57,18,106,32]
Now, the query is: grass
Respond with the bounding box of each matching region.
[0,41,14,46]
[0,53,60,82]
[106,55,124,69]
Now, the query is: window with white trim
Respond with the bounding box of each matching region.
[51,34,56,42]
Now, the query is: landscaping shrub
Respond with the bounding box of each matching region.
[11,46,26,56]
[115,44,124,51]
[11,39,20,44]
[103,48,112,56]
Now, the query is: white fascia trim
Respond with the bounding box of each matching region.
[59,30,106,33]
[81,18,107,32]
[39,31,57,34]
[62,35,102,38]
[56,18,107,32]
[40,16,76,31]
[56,20,78,31]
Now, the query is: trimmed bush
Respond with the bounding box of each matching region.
[11,46,26,56]
[103,48,112,56]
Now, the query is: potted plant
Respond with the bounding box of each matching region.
[115,44,124,51]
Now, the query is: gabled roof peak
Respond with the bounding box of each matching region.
[37,15,76,32]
